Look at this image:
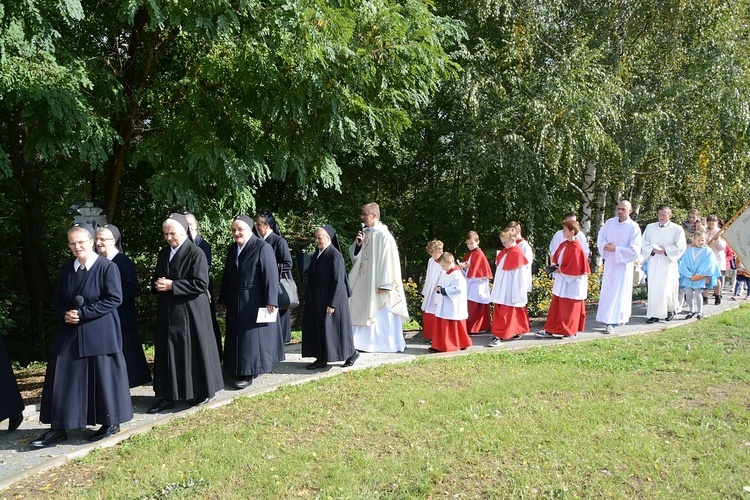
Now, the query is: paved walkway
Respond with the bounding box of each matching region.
[0,298,743,491]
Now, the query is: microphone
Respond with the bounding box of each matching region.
[356,223,365,244]
[74,295,84,308]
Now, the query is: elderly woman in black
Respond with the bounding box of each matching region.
[0,335,24,432]
[254,212,294,344]
[148,214,224,413]
[95,224,151,388]
[219,215,282,389]
[32,223,133,447]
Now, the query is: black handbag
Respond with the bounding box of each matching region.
[278,276,299,310]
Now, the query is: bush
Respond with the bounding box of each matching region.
[402,278,422,326]
[527,267,604,317]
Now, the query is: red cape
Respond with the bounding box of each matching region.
[462,248,492,278]
[495,246,528,270]
[553,239,590,275]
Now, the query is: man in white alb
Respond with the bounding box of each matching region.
[549,212,591,258]
[641,206,687,323]
[596,201,642,334]
[348,203,409,352]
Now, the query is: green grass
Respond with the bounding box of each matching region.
[9,308,750,498]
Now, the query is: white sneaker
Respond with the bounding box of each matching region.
[604,325,614,335]
[486,337,503,347]
[534,330,554,338]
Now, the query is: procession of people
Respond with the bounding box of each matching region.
[5,201,740,448]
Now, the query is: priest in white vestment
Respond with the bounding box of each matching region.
[348,203,409,352]
[595,201,642,334]
[641,206,687,322]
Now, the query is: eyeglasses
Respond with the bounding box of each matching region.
[68,239,91,248]
[95,237,114,242]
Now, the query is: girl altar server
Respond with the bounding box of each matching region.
[432,253,472,352]
[678,230,720,319]
[460,231,492,333]
[487,227,530,346]
[536,220,591,338]
[420,239,444,341]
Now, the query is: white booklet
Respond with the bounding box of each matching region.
[256,307,278,323]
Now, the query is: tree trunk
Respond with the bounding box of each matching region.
[579,160,597,236]
[103,8,156,222]
[8,107,53,357]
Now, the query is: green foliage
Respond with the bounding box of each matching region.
[402,277,422,325]
[528,267,604,317]
[18,307,750,497]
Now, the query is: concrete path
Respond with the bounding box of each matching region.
[0,297,743,491]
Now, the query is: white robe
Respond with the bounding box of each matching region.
[348,222,408,352]
[549,230,590,258]
[517,239,534,292]
[489,252,529,307]
[435,270,469,320]
[595,217,642,325]
[421,258,442,315]
[641,221,687,318]
[551,246,588,300]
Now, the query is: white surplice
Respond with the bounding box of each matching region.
[421,258,442,315]
[549,230,590,258]
[517,239,534,292]
[641,221,687,318]
[595,217,642,325]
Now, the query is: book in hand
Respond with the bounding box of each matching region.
[256,307,278,323]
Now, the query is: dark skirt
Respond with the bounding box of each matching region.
[40,333,133,429]
[121,332,152,388]
[0,337,23,420]
[279,308,292,344]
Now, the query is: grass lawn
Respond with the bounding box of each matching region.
[8,308,750,498]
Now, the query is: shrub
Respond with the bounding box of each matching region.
[403,278,423,326]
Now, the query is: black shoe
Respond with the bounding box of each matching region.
[147,398,175,414]
[666,312,675,321]
[306,359,328,370]
[511,334,522,340]
[89,424,120,442]
[703,297,709,305]
[8,412,23,432]
[234,376,252,389]
[715,295,722,305]
[342,351,360,367]
[685,312,695,319]
[646,317,659,324]
[30,428,67,448]
[191,397,211,407]
[426,347,441,353]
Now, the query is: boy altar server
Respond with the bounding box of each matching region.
[432,253,472,352]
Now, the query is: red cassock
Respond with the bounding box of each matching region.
[432,317,472,351]
[491,247,530,339]
[432,266,473,352]
[422,312,436,341]
[462,248,492,333]
[544,240,591,336]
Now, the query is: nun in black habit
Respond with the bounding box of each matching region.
[148,214,224,414]
[0,335,24,432]
[302,225,358,369]
[183,212,224,361]
[219,215,282,389]
[32,223,133,447]
[253,212,294,344]
[95,224,152,388]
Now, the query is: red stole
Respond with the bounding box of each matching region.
[462,248,491,278]
[495,246,528,270]
[553,240,590,275]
